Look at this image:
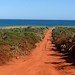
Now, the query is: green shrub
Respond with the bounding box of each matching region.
[0,26,47,65]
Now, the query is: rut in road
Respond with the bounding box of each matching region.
[0,29,64,75]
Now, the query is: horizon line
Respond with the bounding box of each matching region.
[0,19,75,20]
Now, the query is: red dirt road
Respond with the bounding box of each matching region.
[0,29,75,75]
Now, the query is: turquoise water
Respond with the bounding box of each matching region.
[0,19,75,26]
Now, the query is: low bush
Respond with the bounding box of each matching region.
[52,27,75,58]
[0,26,47,65]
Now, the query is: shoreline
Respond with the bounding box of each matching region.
[0,25,75,29]
[0,25,49,29]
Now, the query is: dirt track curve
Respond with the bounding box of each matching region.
[0,29,75,75]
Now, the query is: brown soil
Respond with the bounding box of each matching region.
[0,29,75,75]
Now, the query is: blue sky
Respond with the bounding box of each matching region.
[0,0,75,20]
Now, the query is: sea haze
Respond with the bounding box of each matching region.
[0,19,75,26]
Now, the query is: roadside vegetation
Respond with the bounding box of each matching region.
[0,26,48,65]
[52,27,75,63]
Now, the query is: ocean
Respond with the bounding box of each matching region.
[0,19,75,27]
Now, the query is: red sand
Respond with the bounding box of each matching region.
[0,29,75,75]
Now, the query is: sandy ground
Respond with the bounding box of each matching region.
[0,29,75,75]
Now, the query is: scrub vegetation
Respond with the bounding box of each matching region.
[52,27,75,63]
[0,26,48,65]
